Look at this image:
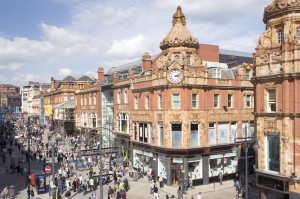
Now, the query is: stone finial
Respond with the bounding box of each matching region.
[172,6,186,26]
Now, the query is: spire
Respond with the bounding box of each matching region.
[160,6,198,50]
[172,6,186,26]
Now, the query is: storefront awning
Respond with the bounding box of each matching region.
[53,99,75,109]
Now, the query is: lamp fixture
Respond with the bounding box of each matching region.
[232,145,238,153]
[253,141,260,151]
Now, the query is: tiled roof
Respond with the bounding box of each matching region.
[77,75,94,82]
[62,76,77,81]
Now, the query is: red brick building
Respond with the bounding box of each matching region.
[44,75,95,136]
[113,6,254,186]
[254,0,300,198]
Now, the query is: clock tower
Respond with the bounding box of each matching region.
[154,6,203,84]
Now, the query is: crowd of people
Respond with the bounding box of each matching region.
[0,115,217,199]
[0,115,133,199]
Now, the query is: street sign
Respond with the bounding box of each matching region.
[45,166,51,174]
[80,147,119,157]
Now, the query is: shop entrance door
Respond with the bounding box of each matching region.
[171,164,183,186]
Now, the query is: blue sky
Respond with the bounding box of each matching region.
[0,0,271,86]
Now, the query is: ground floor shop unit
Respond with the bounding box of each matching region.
[129,142,238,186]
[256,170,300,199]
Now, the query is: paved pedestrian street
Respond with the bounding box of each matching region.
[0,126,259,199]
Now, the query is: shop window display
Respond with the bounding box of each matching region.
[133,152,153,173]
[223,154,237,175]
[188,161,202,179]
[209,155,223,177]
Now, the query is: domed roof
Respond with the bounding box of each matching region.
[264,0,300,23]
[160,6,199,50]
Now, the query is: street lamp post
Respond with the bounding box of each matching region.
[232,124,259,199]
[27,116,31,190]
[99,130,103,199]
[50,141,56,198]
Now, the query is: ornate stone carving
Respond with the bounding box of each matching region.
[263,118,280,135]
[271,51,282,62]
[258,54,269,63]
[266,0,300,13]
[189,113,199,120]
[184,123,189,129]
[172,114,181,120]
[157,114,162,121]
[265,82,277,89]
[257,27,272,49]
[209,111,238,121]
[264,0,300,22]
[281,137,290,146]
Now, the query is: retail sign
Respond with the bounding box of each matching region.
[209,154,223,159]
[80,147,119,156]
[224,153,237,157]
[173,158,183,163]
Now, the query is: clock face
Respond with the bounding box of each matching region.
[168,69,183,83]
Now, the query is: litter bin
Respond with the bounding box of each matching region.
[9,185,15,198]
[31,173,36,186]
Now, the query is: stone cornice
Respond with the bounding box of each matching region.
[264,0,300,23]
[254,112,300,118]
[252,72,300,82]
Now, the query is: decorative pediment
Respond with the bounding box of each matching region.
[265,82,277,89]
[168,61,182,71]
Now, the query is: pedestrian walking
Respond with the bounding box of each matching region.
[177,186,183,199]
[197,192,202,199]
[159,176,164,188]
[153,184,159,199]
[189,177,194,189]
[218,172,223,185]
[91,191,96,199]
[27,187,34,199]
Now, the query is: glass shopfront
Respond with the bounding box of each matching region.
[188,156,202,180]
[171,158,183,185]
[133,149,154,173]
[158,155,167,179]
[209,153,237,177]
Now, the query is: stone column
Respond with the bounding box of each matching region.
[166,157,172,186]
[202,155,209,185]
[183,157,188,179]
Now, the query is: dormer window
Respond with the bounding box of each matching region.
[278,29,283,43]
[212,68,221,78]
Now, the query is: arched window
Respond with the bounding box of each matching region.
[90,113,97,128]
[118,113,129,133]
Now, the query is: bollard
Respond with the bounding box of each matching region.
[8,185,15,198]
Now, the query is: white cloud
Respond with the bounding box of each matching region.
[58,68,73,76]
[107,35,154,58]
[11,73,39,84]
[0,0,273,86]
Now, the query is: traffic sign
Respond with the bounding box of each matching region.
[45,166,51,174]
